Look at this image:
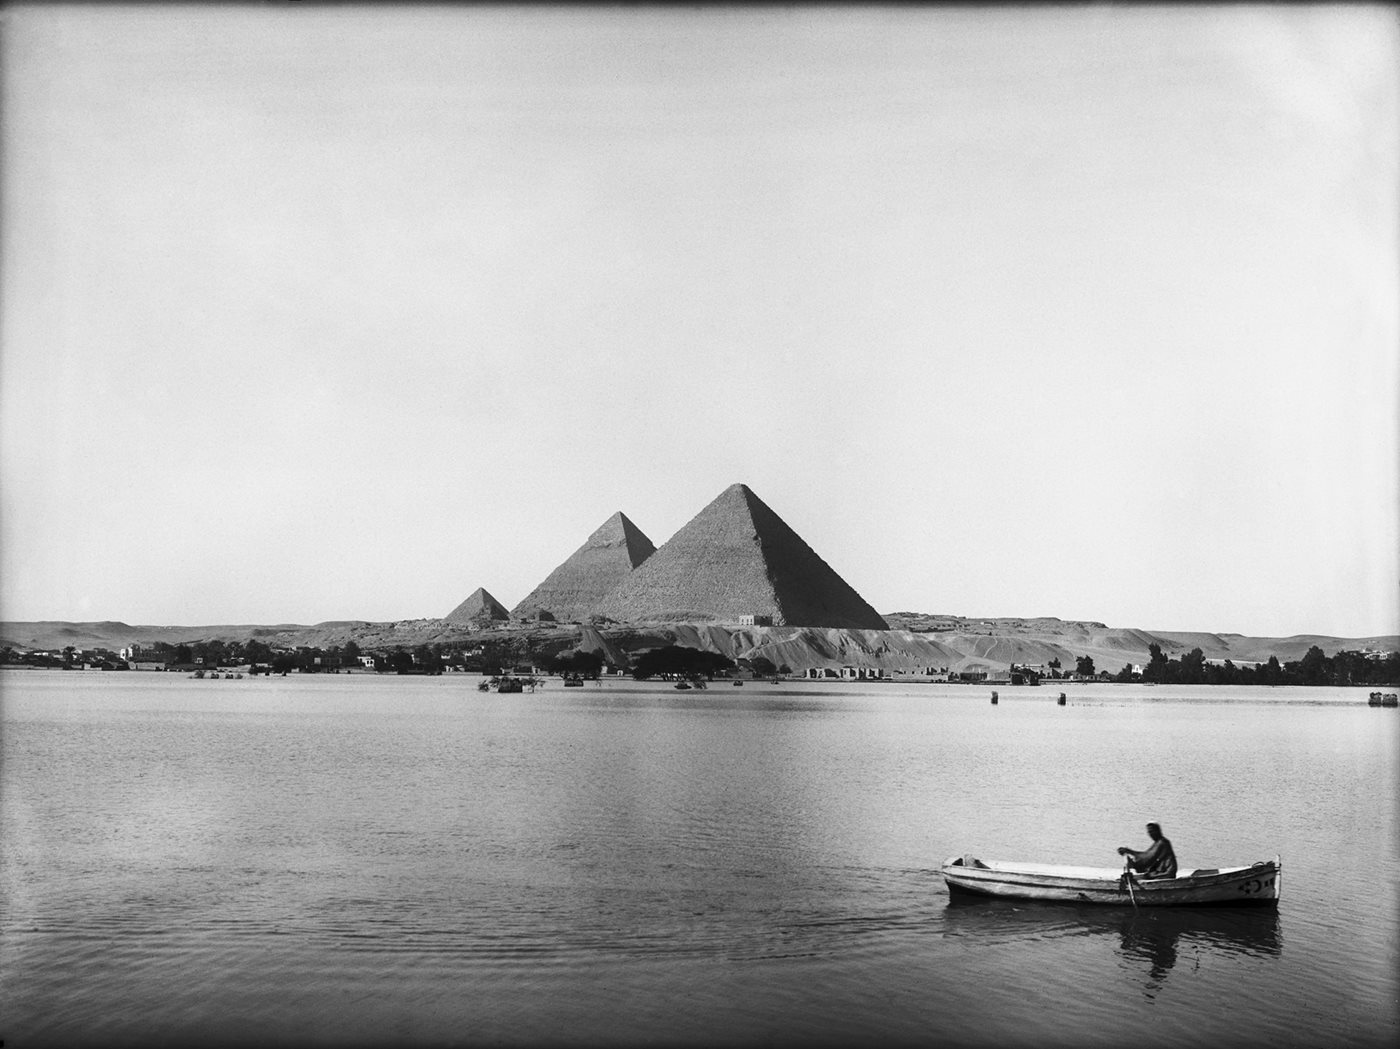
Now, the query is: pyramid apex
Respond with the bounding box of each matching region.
[715,482,761,508]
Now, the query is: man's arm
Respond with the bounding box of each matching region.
[1118,840,1167,868]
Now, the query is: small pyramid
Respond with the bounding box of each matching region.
[591,484,888,629]
[511,511,656,623]
[445,587,510,625]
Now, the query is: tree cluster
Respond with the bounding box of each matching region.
[1,645,129,670]
[112,638,366,671]
[742,656,792,677]
[546,650,606,677]
[630,645,736,680]
[1119,643,1399,686]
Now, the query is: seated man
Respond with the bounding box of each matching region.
[1117,821,1178,879]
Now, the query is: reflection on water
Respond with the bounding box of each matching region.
[943,895,1282,997]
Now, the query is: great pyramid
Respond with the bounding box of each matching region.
[591,483,888,630]
[511,511,656,623]
[445,587,510,626]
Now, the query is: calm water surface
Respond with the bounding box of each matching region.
[2,670,1396,1048]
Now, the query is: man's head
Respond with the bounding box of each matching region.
[1146,822,1163,840]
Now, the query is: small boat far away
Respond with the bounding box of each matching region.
[942,855,1281,907]
[477,675,535,694]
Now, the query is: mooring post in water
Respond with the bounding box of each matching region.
[991,691,998,705]
[1058,693,1066,706]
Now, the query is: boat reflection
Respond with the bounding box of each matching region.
[943,895,1282,996]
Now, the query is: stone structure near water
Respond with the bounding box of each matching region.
[591,483,888,630]
[510,511,656,623]
[445,587,510,627]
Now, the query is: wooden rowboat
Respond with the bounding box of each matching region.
[942,855,1281,907]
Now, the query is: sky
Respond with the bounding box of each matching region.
[2,3,1397,639]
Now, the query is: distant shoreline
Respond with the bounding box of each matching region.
[3,618,1396,687]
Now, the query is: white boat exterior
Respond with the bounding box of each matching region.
[942,855,1282,907]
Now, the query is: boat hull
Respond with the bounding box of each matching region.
[942,856,1281,907]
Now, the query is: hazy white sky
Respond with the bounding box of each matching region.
[3,4,1397,637]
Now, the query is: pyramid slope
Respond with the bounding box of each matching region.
[511,511,656,622]
[445,587,510,624]
[593,484,887,630]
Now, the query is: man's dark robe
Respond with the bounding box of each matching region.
[1125,836,1177,878]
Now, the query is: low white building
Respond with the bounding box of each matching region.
[839,666,885,680]
[801,667,886,680]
